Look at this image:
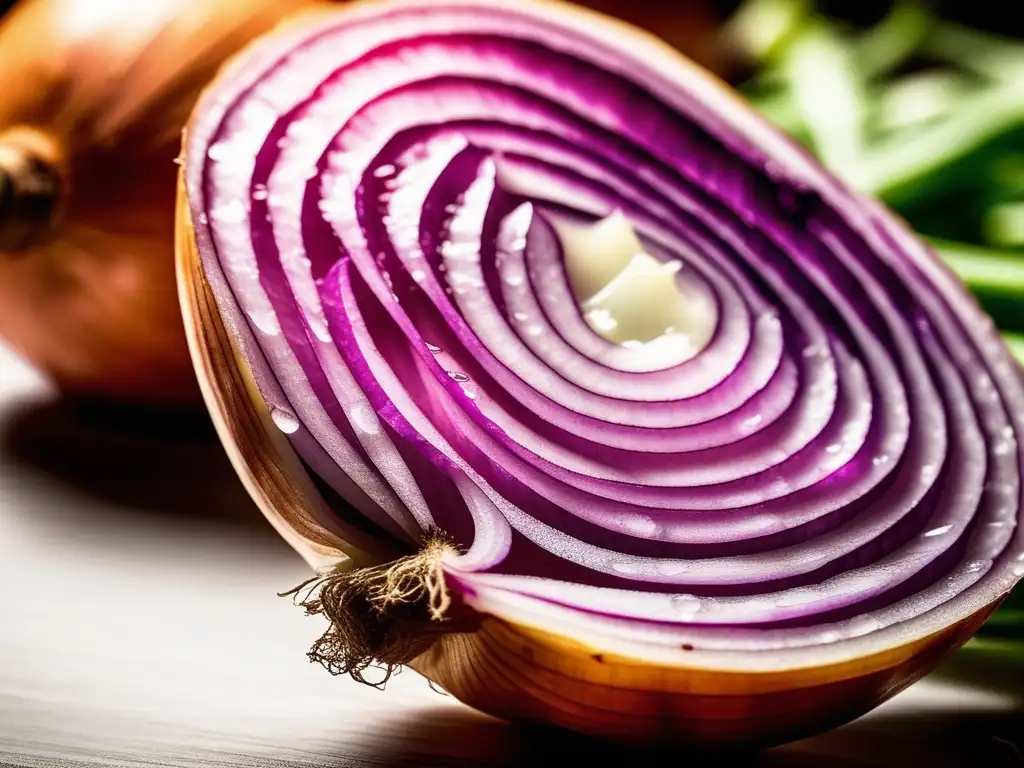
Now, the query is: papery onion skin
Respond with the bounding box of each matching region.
[178,0,1024,746]
[0,0,320,405]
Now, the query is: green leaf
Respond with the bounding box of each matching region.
[873,71,971,136]
[930,239,1024,333]
[779,20,869,186]
[1004,332,1024,365]
[863,83,1024,203]
[722,0,811,65]
[932,238,1024,294]
[983,201,1024,247]
[855,2,935,79]
[922,22,1024,83]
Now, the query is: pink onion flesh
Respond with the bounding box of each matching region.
[184,0,1024,665]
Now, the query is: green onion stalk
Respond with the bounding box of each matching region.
[728,0,1024,636]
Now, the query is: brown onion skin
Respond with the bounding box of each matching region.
[411,606,998,747]
[0,0,322,406]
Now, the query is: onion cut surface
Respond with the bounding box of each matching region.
[179,0,1024,745]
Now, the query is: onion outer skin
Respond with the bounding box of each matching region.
[0,0,320,405]
[175,0,1022,747]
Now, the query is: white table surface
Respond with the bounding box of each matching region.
[0,338,1021,767]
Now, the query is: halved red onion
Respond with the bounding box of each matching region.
[179,0,1024,746]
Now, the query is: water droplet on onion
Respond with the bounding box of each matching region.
[247,309,281,336]
[846,615,882,637]
[612,562,643,575]
[670,595,701,618]
[657,561,691,576]
[1013,553,1024,577]
[741,414,763,433]
[271,407,300,434]
[347,403,380,435]
[775,589,819,608]
[211,199,247,224]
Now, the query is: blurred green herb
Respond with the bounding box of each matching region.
[729,0,1024,636]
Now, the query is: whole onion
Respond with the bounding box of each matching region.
[177,0,1024,746]
[0,0,318,404]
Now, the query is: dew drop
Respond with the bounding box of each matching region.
[426,343,442,354]
[612,562,643,575]
[846,614,882,637]
[825,442,843,454]
[872,454,890,467]
[251,184,269,201]
[512,312,529,322]
[775,589,819,608]
[347,403,380,435]
[657,561,692,576]
[207,141,237,161]
[211,199,247,224]
[761,310,782,330]
[924,524,953,538]
[449,371,471,383]
[503,268,526,287]
[621,515,659,537]
[920,463,938,481]
[817,630,843,644]
[963,560,989,574]
[373,163,396,178]
[585,308,618,334]
[670,595,702,618]
[1013,553,1024,577]
[309,316,332,343]
[802,343,827,358]
[741,414,763,433]
[525,324,543,337]
[271,408,300,434]
[994,439,1016,457]
[247,309,281,336]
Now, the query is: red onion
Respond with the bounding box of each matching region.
[178,0,1024,746]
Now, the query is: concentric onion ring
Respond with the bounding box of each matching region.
[180,0,1024,745]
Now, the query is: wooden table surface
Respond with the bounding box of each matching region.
[0,339,1021,767]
